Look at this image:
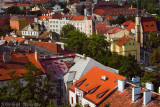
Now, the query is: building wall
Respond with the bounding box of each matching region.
[0,18,10,30]
[81,98,96,107]
[69,90,77,106]
[122,39,140,62]
[10,18,34,30]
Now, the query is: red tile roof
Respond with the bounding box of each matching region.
[141,17,157,32]
[71,15,92,20]
[99,83,160,107]
[39,16,50,20]
[0,52,45,81]
[97,24,107,28]
[93,9,105,16]
[107,27,123,34]
[126,22,135,32]
[105,15,115,20]
[70,67,126,104]
[35,42,59,53]
[116,36,131,46]
[5,36,25,43]
[16,3,30,6]
[122,20,134,26]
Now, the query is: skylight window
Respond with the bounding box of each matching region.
[85,83,89,87]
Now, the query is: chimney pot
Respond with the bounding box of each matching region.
[3,52,10,63]
[143,89,151,105]
[132,86,141,102]
[118,79,125,92]
[145,82,154,91]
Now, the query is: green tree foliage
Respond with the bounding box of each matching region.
[146,32,160,49]
[109,14,126,25]
[6,6,24,14]
[60,23,76,38]
[116,14,126,25]
[1,25,13,36]
[126,16,135,22]
[149,47,160,69]
[0,61,56,106]
[104,104,110,107]
[141,71,160,92]
[28,10,42,16]
[64,30,88,54]
[119,54,142,79]
[63,7,70,14]
[87,34,110,62]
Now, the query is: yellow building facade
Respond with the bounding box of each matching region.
[110,36,140,62]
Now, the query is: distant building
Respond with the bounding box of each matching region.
[110,36,140,62]
[0,15,10,30]
[22,22,44,37]
[10,15,35,30]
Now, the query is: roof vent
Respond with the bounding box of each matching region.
[101,75,108,81]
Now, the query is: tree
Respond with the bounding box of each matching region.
[64,30,89,54]
[6,6,23,14]
[149,47,160,69]
[0,61,56,106]
[141,71,160,92]
[146,32,160,49]
[116,14,126,25]
[60,23,76,38]
[87,33,110,62]
[119,54,142,79]
[63,7,70,14]
[2,25,13,36]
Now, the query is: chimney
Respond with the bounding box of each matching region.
[3,52,10,63]
[35,50,38,62]
[132,77,140,86]
[101,75,107,81]
[159,87,160,94]
[48,40,51,43]
[145,82,154,91]
[143,89,151,105]
[132,86,141,102]
[39,39,41,42]
[118,79,125,92]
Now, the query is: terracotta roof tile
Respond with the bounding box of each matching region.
[141,17,157,32]
[5,36,25,43]
[99,83,160,107]
[126,22,135,32]
[93,9,105,16]
[97,24,107,28]
[122,20,134,26]
[107,27,123,34]
[71,15,92,20]
[0,52,45,81]
[116,36,131,46]
[70,67,126,104]
[105,15,115,20]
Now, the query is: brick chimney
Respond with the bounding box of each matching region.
[132,86,141,102]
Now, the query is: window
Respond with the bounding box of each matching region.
[56,21,58,23]
[50,25,52,27]
[133,42,134,45]
[57,99,61,105]
[129,43,131,45]
[71,97,73,104]
[90,25,91,28]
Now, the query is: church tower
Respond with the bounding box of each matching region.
[135,0,141,44]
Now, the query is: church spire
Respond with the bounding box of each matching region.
[136,0,141,17]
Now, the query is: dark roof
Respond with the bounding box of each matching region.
[141,17,157,32]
